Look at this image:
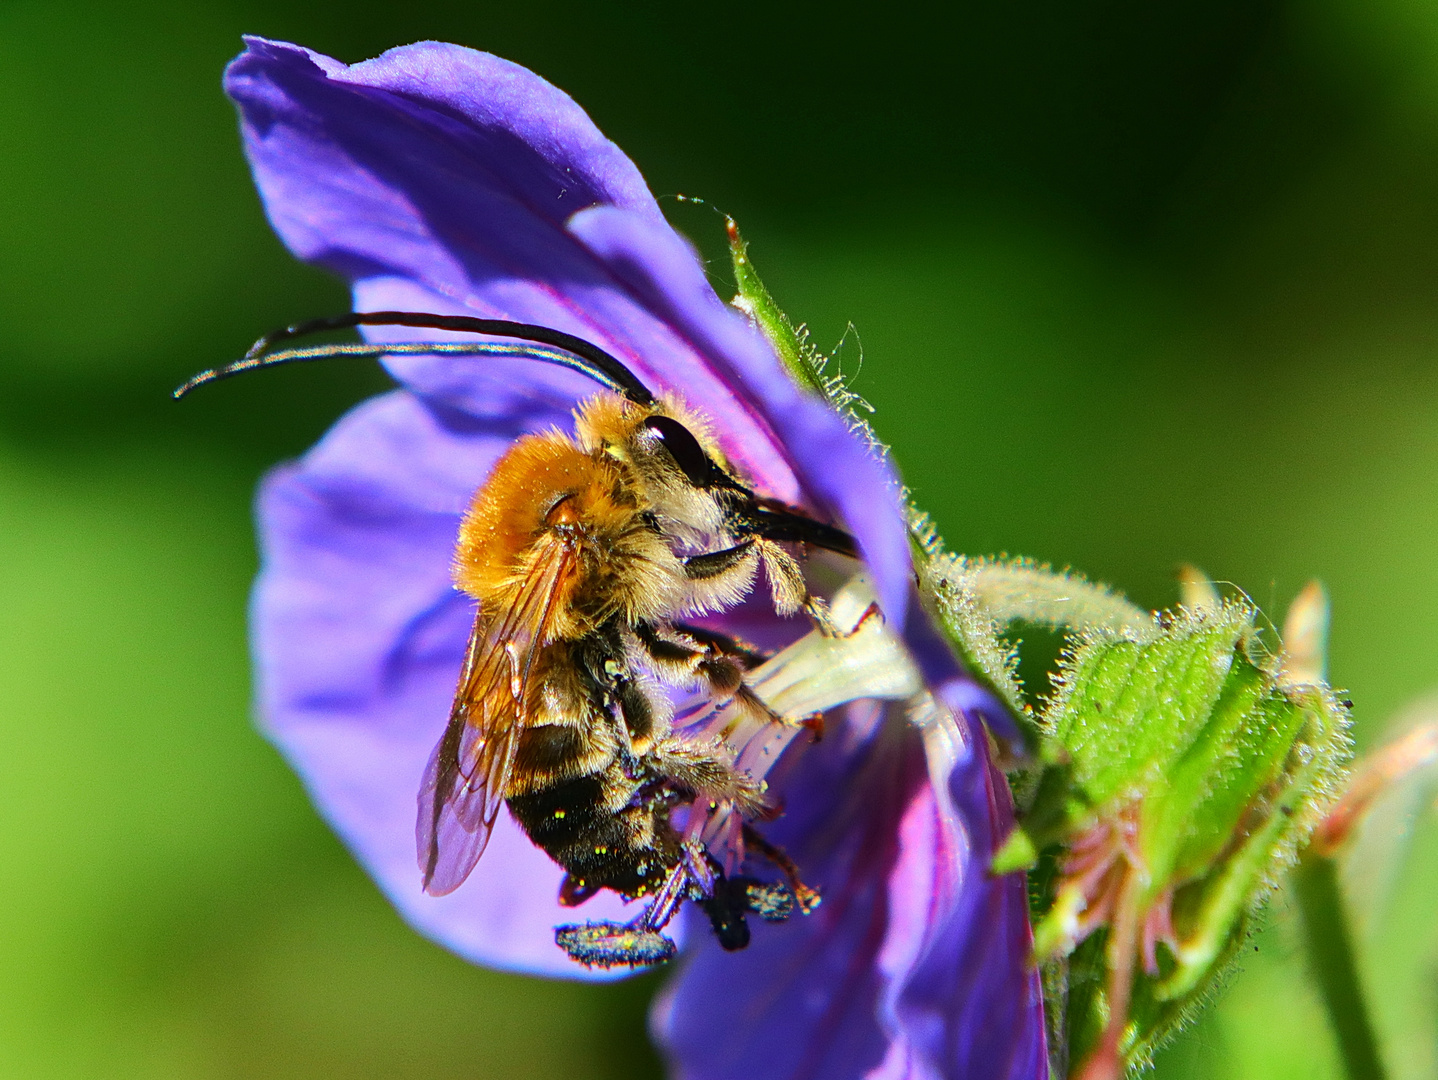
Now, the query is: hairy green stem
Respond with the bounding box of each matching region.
[1293,854,1387,1080]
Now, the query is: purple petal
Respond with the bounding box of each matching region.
[224,36,658,266]
[652,703,1045,1080]
[902,585,1026,749]
[253,389,665,978]
[224,38,912,625]
[230,34,1042,1063]
[883,723,1047,1077]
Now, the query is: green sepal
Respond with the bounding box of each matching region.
[726,219,831,399]
[1120,911,1253,1069]
[913,535,1159,753]
[911,533,1030,729]
[993,827,1040,875]
[1029,599,1351,1069]
[1046,604,1252,809]
[1156,682,1347,999]
[943,555,1153,638]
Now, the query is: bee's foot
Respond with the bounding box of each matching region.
[698,873,816,952]
[740,878,796,922]
[699,891,751,951]
[557,873,600,907]
[555,921,676,968]
[740,823,822,914]
[805,595,842,637]
[793,882,822,914]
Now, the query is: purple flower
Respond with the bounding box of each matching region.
[226,37,1045,1079]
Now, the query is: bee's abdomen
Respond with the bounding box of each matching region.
[506,722,609,795]
[507,771,675,900]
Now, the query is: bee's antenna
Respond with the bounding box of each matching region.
[174,311,657,406]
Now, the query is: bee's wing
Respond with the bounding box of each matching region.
[417,532,579,896]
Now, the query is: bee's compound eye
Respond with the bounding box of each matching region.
[640,415,714,487]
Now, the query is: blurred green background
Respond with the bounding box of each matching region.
[1,0,1436,1076]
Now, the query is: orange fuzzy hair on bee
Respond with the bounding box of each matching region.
[452,395,691,641]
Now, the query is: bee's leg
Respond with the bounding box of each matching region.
[661,623,827,736]
[636,847,699,932]
[681,540,762,618]
[555,846,700,969]
[753,537,840,636]
[634,621,788,730]
[700,873,803,950]
[741,823,821,914]
[647,738,769,817]
[669,621,770,668]
[682,540,755,582]
[612,675,660,750]
[684,537,836,637]
[701,663,787,730]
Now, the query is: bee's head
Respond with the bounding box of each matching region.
[575,393,745,537]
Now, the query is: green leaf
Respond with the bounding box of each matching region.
[1138,655,1272,896]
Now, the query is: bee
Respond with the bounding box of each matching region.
[178,311,860,966]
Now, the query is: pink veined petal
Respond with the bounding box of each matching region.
[652,701,1045,1080]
